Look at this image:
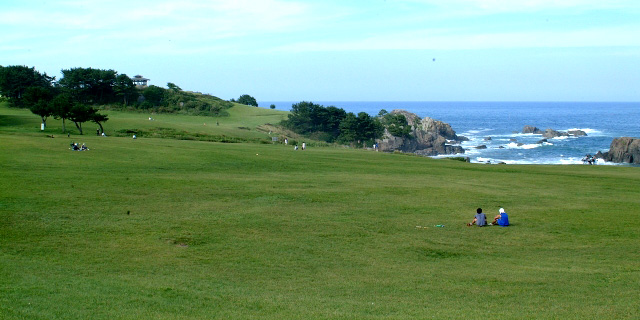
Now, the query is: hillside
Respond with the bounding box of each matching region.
[0,101,290,143]
[1,103,639,319]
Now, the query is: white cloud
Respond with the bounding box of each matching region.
[0,0,335,59]
[270,25,640,52]
[2,0,640,59]
[400,0,640,14]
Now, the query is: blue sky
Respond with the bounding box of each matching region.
[1,0,639,101]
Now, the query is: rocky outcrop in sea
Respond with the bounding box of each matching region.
[595,137,640,164]
[377,110,465,156]
[522,126,587,138]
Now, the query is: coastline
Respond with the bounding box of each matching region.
[260,101,640,165]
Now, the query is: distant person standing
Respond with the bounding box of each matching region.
[284,138,288,145]
[467,208,487,226]
[492,208,510,226]
[302,142,306,150]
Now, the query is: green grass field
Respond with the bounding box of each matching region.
[1,103,639,319]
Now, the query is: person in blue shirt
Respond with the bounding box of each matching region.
[492,208,510,226]
[467,208,487,226]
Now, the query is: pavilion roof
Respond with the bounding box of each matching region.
[131,75,149,81]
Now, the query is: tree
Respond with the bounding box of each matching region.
[91,112,109,134]
[0,65,54,107]
[237,94,258,107]
[282,101,319,134]
[68,103,96,135]
[337,113,359,144]
[142,85,165,106]
[167,82,182,91]
[357,112,384,143]
[321,106,347,139]
[337,112,383,146]
[113,74,137,106]
[270,104,276,109]
[24,86,55,128]
[382,113,411,138]
[65,104,107,135]
[58,67,117,104]
[51,93,74,133]
[281,101,348,142]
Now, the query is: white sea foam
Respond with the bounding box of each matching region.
[557,158,584,165]
[505,142,542,149]
[516,132,542,136]
[462,128,492,135]
[566,128,601,134]
[563,128,605,137]
[462,148,482,155]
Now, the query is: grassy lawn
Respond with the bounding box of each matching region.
[1,103,639,319]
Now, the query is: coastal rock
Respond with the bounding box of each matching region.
[475,145,487,149]
[523,126,543,134]
[542,129,569,139]
[568,130,588,137]
[597,137,640,164]
[377,110,465,156]
[484,137,492,141]
[537,138,548,144]
[388,109,421,127]
[419,116,460,140]
[525,126,587,138]
[509,138,517,142]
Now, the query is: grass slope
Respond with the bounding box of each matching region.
[0,101,288,142]
[1,103,639,319]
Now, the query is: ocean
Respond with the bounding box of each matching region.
[259,101,640,165]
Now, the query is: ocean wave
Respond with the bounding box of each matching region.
[512,132,542,136]
[504,142,541,149]
[461,128,492,135]
[466,156,623,165]
[461,148,482,155]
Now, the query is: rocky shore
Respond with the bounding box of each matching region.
[595,137,640,164]
[376,110,466,156]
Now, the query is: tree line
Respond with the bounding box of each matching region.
[0,65,235,134]
[0,65,113,134]
[281,102,411,147]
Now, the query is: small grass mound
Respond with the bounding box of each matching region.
[113,127,267,143]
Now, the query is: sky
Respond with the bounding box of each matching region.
[1,0,639,101]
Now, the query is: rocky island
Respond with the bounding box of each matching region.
[522,125,587,138]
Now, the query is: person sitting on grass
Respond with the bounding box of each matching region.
[467,208,487,226]
[492,208,510,226]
